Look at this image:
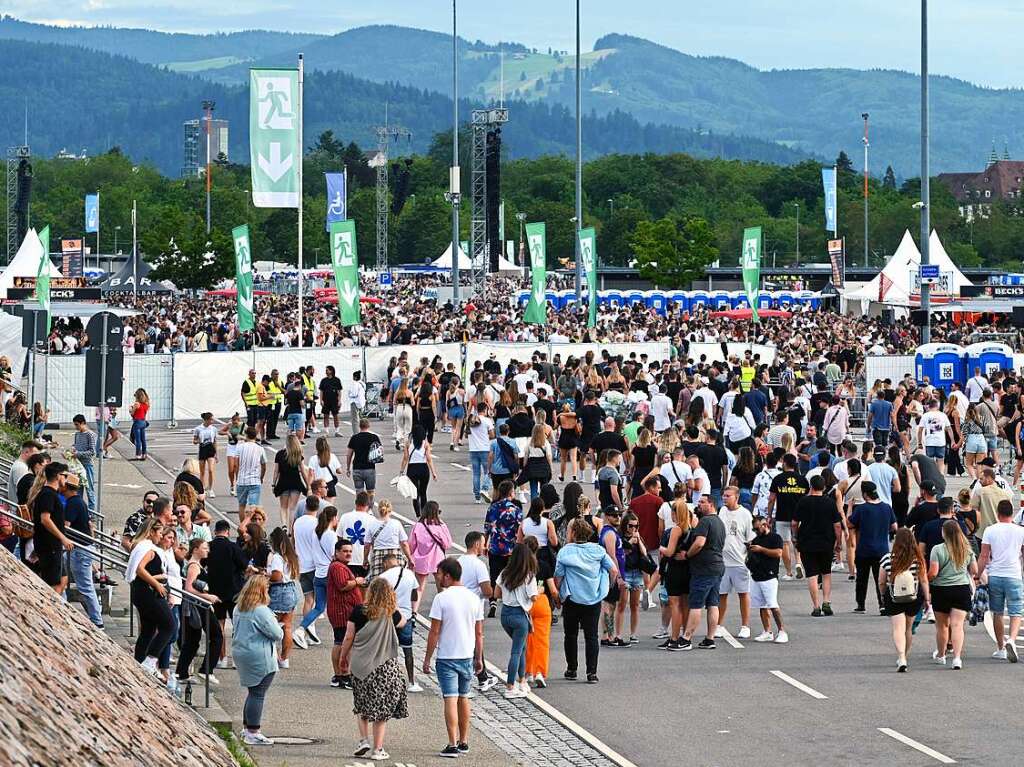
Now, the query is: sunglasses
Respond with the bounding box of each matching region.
[626,523,639,529]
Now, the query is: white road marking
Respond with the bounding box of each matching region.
[450,462,471,472]
[718,627,744,649]
[878,728,956,764]
[769,670,828,700]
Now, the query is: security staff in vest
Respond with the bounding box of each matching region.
[302,365,318,435]
[265,368,284,441]
[740,360,756,393]
[241,369,262,429]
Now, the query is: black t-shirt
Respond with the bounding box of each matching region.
[576,404,605,438]
[285,387,305,415]
[591,431,628,458]
[319,376,343,406]
[731,466,758,490]
[794,495,841,551]
[64,494,91,537]
[666,381,684,408]
[915,515,969,560]
[696,444,728,490]
[746,532,784,581]
[175,471,205,498]
[16,472,35,505]
[688,513,726,578]
[534,398,556,427]
[1002,392,1019,419]
[680,440,703,458]
[632,444,657,473]
[205,535,248,602]
[907,500,939,531]
[31,485,65,551]
[769,471,810,522]
[348,431,381,471]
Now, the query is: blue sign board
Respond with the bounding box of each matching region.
[379,271,392,287]
[920,264,940,283]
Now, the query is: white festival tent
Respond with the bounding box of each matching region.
[0,228,62,298]
[432,243,522,273]
[841,229,972,314]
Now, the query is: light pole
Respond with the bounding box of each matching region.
[448,0,462,303]
[114,225,121,255]
[862,112,870,267]
[919,0,931,343]
[573,0,583,301]
[516,211,526,267]
[202,100,215,234]
[793,202,800,266]
[608,198,614,218]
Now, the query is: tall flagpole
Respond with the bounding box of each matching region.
[297,53,304,347]
[132,200,138,301]
[574,0,583,302]
[919,0,931,344]
[450,0,461,303]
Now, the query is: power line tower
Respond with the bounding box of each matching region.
[469,107,508,297]
[372,122,412,271]
[6,145,29,263]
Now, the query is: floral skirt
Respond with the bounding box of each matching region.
[352,657,409,722]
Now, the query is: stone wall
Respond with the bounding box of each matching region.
[0,549,237,767]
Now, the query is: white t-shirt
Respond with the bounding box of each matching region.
[693,388,718,419]
[338,509,376,565]
[379,565,418,619]
[366,517,408,550]
[268,552,294,582]
[658,502,678,532]
[718,506,754,568]
[293,514,320,574]
[467,416,494,453]
[650,393,673,432]
[660,461,693,489]
[724,411,755,443]
[513,371,538,391]
[497,572,538,609]
[457,554,490,601]
[306,453,342,483]
[918,411,950,447]
[751,467,780,515]
[690,468,710,504]
[428,584,484,660]
[965,375,988,403]
[347,381,366,408]
[313,529,338,579]
[982,522,1024,579]
[193,424,218,445]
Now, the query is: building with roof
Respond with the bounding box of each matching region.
[937,146,1024,221]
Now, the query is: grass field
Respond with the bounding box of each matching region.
[472,49,615,100]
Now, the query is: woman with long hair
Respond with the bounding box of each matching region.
[630,429,658,500]
[943,397,964,477]
[961,403,987,480]
[296,506,339,647]
[879,528,930,672]
[392,377,414,451]
[497,542,539,697]
[268,527,300,667]
[660,496,695,649]
[232,574,284,745]
[124,519,175,675]
[518,496,558,577]
[399,425,437,517]
[306,435,343,498]
[338,578,409,761]
[365,500,412,579]
[129,387,150,461]
[928,519,978,669]
[553,481,584,544]
[723,394,755,452]
[173,480,201,524]
[556,402,580,482]
[273,434,308,528]
[446,376,466,452]
[414,377,438,444]
[218,412,244,495]
[618,511,648,644]
[407,500,452,593]
[193,411,219,497]
[730,446,759,509]
[519,424,553,500]
[175,538,224,686]
[495,388,513,430]
[523,535,557,688]
[240,521,271,569]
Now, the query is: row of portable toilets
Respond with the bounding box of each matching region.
[515,289,824,313]
[915,342,1016,392]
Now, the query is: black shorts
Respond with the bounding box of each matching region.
[799,550,834,579]
[198,442,216,461]
[931,584,972,614]
[214,599,236,622]
[333,624,347,645]
[883,593,923,617]
[664,562,690,597]
[305,402,316,419]
[36,549,64,586]
[299,571,315,594]
[245,405,261,427]
[322,402,339,417]
[603,582,622,605]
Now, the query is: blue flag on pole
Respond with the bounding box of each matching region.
[821,168,837,233]
[85,193,99,234]
[325,172,346,231]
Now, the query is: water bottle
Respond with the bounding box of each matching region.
[184,681,193,706]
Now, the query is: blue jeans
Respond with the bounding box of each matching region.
[159,604,180,670]
[131,418,148,456]
[69,547,103,626]
[243,671,276,730]
[300,576,328,629]
[500,604,530,684]
[470,451,489,499]
[82,461,96,511]
[529,479,544,499]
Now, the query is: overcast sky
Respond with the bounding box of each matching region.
[10,0,1024,88]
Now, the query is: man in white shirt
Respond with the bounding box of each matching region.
[687,454,711,505]
[947,382,969,420]
[692,378,718,420]
[650,385,674,433]
[379,552,422,692]
[512,363,538,393]
[750,452,781,516]
[660,448,693,491]
[235,427,266,517]
[347,371,367,436]
[965,368,988,403]
[292,496,323,648]
[338,492,376,577]
[766,411,797,450]
[424,557,485,758]
[916,399,950,475]
[978,502,1024,661]
[717,487,755,639]
[457,532,499,691]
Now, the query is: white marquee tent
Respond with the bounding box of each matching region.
[0,228,62,298]
[432,243,522,273]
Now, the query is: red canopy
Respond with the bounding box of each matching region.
[206,288,271,297]
[709,308,792,319]
[313,291,382,305]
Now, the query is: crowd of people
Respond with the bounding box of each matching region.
[9,291,1024,761]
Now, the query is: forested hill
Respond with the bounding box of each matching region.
[0,39,811,174]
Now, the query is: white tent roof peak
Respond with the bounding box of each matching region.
[0,228,62,298]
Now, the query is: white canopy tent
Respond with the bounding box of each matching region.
[0,229,62,298]
[432,243,523,273]
[841,229,972,314]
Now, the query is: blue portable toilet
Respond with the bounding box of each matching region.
[544,289,560,309]
[915,343,966,392]
[597,290,611,307]
[710,290,731,310]
[606,289,624,308]
[644,290,667,314]
[517,290,530,307]
[799,291,822,310]
[558,289,576,309]
[756,293,773,311]
[624,289,645,306]
[964,342,1014,380]
[729,290,749,309]
[775,290,794,308]
[688,290,709,310]
[666,290,688,314]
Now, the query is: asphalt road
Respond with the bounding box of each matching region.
[132,418,1013,767]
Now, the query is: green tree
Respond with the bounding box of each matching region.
[883,165,897,190]
[630,216,718,288]
[148,222,234,289]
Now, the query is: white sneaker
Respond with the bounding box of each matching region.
[737,626,751,639]
[925,606,935,624]
[369,748,389,761]
[503,686,525,699]
[292,627,309,650]
[242,731,274,746]
[773,631,789,644]
[353,740,371,757]
[651,629,669,639]
[713,626,726,638]
[754,631,774,642]
[781,574,794,581]
[518,680,530,695]
[931,650,946,665]
[479,676,499,692]
[951,657,963,670]
[204,674,220,685]
[993,648,1008,660]
[407,682,423,693]
[217,657,234,670]
[141,657,159,675]
[831,561,846,572]
[278,658,290,669]
[525,674,534,685]
[207,489,216,499]
[305,624,322,645]
[229,486,236,496]
[1007,642,1019,663]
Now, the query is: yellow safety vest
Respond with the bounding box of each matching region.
[302,374,315,401]
[242,378,260,407]
[740,366,755,393]
[268,380,283,405]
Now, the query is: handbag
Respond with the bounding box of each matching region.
[14,504,33,540]
[396,474,417,499]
